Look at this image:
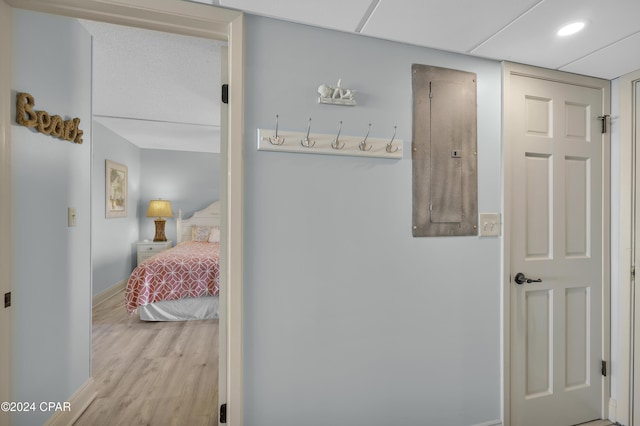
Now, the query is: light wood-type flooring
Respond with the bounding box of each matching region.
[74,291,219,426]
[75,293,618,426]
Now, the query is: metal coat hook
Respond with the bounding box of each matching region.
[358,123,373,151]
[386,126,399,153]
[301,118,316,148]
[268,114,285,145]
[331,121,345,150]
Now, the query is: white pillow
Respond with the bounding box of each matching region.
[208,227,221,243]
[192,226,211,242]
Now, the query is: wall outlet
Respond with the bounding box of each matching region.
[68,207,76,227]
[479,213,501,237]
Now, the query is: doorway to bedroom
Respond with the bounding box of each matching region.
[84,20,225,424]
[3,2,243,425]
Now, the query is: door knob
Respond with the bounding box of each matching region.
[514,272,542,285]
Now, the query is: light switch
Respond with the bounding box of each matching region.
[479,213,501,237]
[68,207,76,227]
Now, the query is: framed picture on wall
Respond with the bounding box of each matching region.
[106,159,127,218]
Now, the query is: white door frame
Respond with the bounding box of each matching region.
[0,0,245,424]
[502,62,611,426]
[616,69,640,426]
[0,2,13,425]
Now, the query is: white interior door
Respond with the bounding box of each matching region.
[506,64,610,426]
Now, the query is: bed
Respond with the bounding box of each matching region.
[125,201,221,321]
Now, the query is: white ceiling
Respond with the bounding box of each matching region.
[80,20,225,153]
[82,0,640,152]
[210,0,640,80]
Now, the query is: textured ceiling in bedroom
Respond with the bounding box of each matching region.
[80,20,226,153]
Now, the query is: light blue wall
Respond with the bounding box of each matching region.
[243,16,502,426]
[139,149,220,244]
[9,7,502,426]
[11,10,92,426]
[91,121,141,296]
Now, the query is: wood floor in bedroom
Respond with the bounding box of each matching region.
[74,291,219,426]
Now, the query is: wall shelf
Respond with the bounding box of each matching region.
[256,128,403,159]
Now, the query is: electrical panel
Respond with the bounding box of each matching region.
[412,64,478,237]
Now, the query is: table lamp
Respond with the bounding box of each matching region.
[146,199,173,242]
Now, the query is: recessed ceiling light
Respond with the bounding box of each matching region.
[557,21,586,36]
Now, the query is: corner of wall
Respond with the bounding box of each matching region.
[92,279,126,307]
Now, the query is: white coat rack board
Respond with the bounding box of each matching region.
[257,117,403,159]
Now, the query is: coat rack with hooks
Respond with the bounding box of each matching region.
[257,115,403,159]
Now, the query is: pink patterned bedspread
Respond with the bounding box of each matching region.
[125,241,220,313]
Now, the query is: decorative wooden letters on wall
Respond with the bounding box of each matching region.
[15,92,83,144]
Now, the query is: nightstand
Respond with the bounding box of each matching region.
[136,240,172,265]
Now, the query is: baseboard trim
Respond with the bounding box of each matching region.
[608,398,617,423]
[44,378,97,426]
[92,279,126,307]
[470,420,502,426]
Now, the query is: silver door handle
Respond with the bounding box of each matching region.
[514,272,542,285]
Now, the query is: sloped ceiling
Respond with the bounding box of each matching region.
[80,20,225,153]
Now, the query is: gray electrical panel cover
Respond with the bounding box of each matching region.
[412,64,478,237]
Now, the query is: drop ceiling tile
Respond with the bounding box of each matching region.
[560,32,640,80]
[472,0,640,73]
[220,0,374,32]
[361,0,541,53]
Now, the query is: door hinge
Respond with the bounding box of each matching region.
[601,360,607,377]
[632,266,636,281]
[221,84,229,104]
[597,114,610,134]
[4,292,10,308]
[220,403,227,423]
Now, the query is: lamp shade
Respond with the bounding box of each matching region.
[146,199,173,218]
